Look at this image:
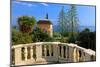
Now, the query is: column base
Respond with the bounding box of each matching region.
[36,58,47,64]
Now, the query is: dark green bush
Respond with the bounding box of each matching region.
[68,32,78,43]
[32,27,55,42]
[77,28,96,51]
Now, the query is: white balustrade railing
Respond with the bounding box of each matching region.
[11,42,96,66]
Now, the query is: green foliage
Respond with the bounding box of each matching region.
[32,27,55,42]
[53,32,69,43]
[18,16,36,26]
[53,32,62,37]
[67,4,79,32]
[18,16,36,33]
[58,5,79,39]
[60,37,69,43]
[77,28,96,51]
[12,28,33,45]
[12,27,55,45]
[60,32,69,37]
[68,32,78,43]
[58,6,66,34]
[68,35,76,43]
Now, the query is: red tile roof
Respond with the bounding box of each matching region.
[37,19,52,24]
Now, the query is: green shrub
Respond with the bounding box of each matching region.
[60,37,69,43]
[12,28,33,45]
[77,28,96,51]
[32,27,55,42]
[68,32,78,43]
[53,32,62,37]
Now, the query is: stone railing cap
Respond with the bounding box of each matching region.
[85,49,96,55]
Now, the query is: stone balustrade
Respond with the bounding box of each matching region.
[11,42,96,66]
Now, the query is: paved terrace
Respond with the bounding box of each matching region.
[11,42,96,66]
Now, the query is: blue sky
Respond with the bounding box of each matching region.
[11,1,96,27]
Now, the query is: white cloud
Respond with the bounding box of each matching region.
[22,2,36,7]
[12,1,36,7]
[40,3,48,6]
[13,1,20,4]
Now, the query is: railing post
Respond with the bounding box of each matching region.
[65,46,67,59]
[30,46,33,60]
[76,49,80,62]
[25,46,27,61]
[14,47,21,65]
[61,46,64,58]
[81,51,85,61]
[57,44,60,57]
[84,52,91,61]
[68,45,74,62]
[73,47,77,62]
[53,44,58,61]
[44,45,47,57]
[49,45,51,56]
[36,45,44,63]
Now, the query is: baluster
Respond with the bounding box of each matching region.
[68,46,74,62]
[44,45,47,57]
[81,51,85,61]
[25,46,27,61]
[77,49,80,62]
[65,46,67,59]
[57,45,60,58]
[85,52,91,61]
[30,46,33,59]
[49,45,51,56]
[61,46,64,58]
[74,48,77,62]
[14,47,22,65]
[67,46,69,60]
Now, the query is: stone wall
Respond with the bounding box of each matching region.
[37,24,53,37]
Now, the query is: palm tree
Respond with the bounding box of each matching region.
[18,16,36,33]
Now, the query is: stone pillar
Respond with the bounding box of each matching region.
[53,44,58,61]
[84,53,91,61]
[25,46,27,61]
[14,47,21,65]
[73,47,77,62]
[67,46,69,59]
[57,44,60,62]
[36,45,44,62]
[61,46,64,58]
[76,49,80,62]
[49,45,51,56]
[30,46,33,59]
[68,46,74,62]
[57,45,60,57]
[44,45,47,57]
[65,46,67,59]
[80,51,85,62]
